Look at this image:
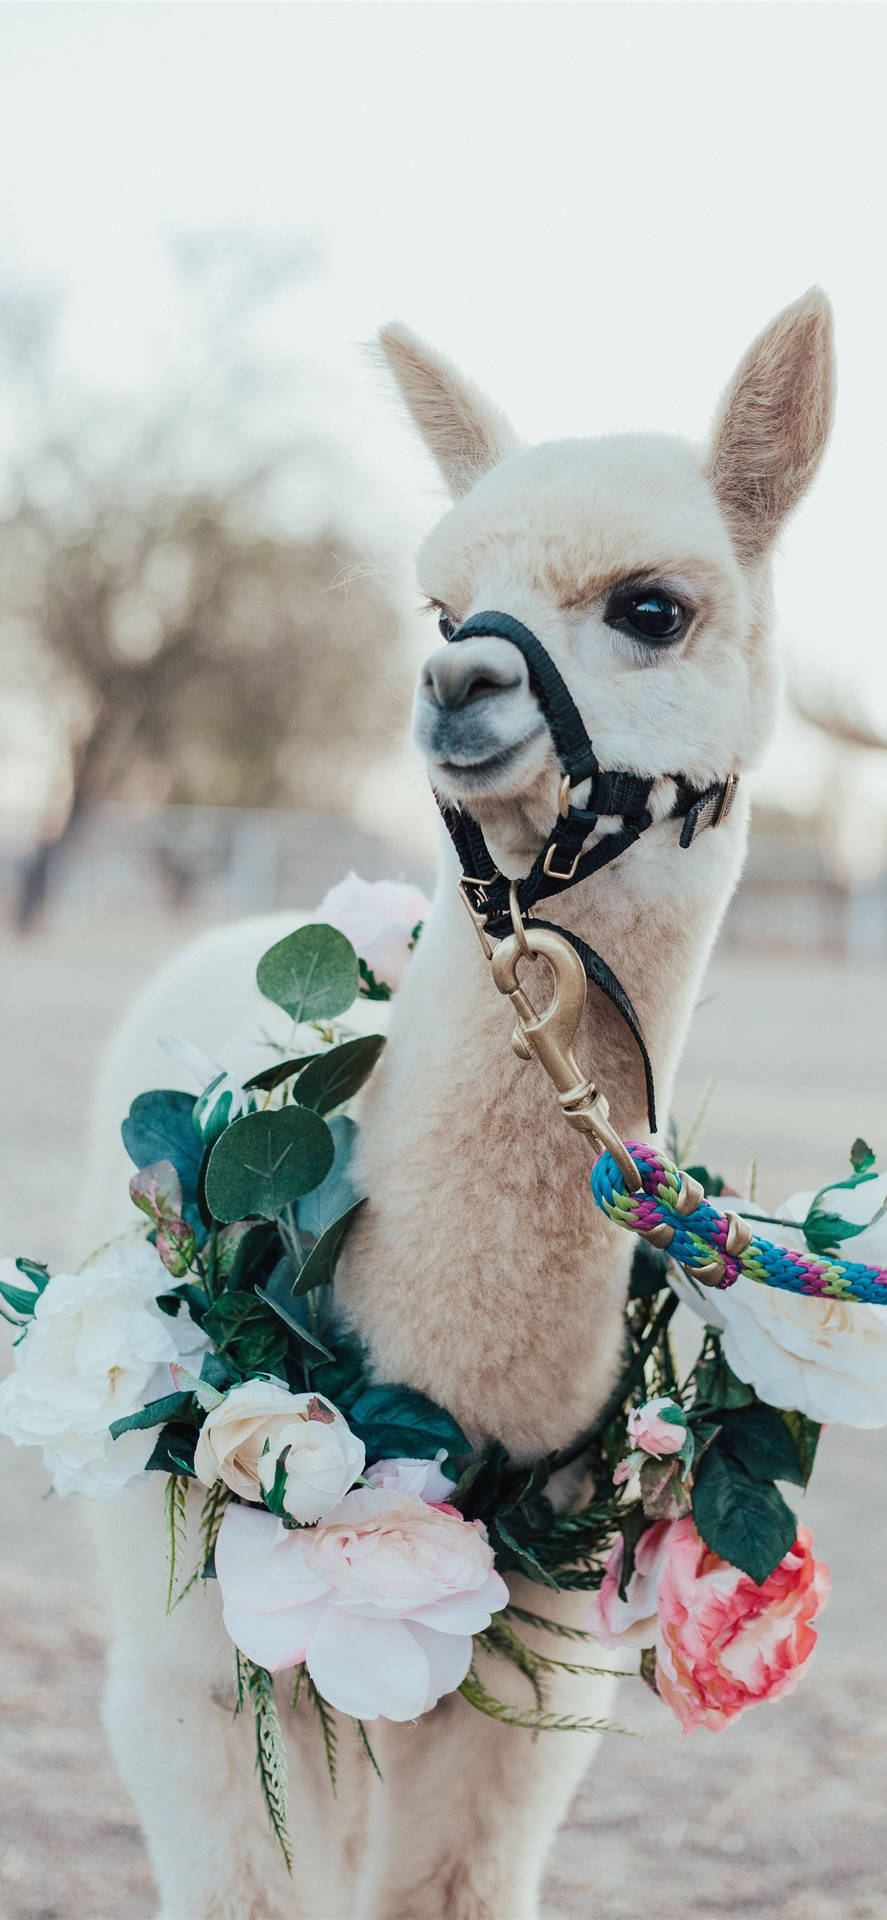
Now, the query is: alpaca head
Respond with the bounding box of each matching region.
[378,293,834,872]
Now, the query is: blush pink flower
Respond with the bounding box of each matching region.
[216,1487,508,1721]
[364,1455,454,1503]
[587,1516,829,1732]
[316,874,431,991]
[626,1396,687,1458]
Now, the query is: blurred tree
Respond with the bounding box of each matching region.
[0,236,403,925]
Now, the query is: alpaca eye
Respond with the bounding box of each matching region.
[438,610,458,641]
[606,590,687,645]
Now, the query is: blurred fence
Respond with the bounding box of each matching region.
[2,804,887,959]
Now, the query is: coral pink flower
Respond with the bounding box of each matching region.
[626,1396,686,1457]
[588,1517,829,1732]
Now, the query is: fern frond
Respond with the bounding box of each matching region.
[234,1649,247,1717]
[459,1667,629,1736]
[246,1661,292,1874]
[484,1616,623,1683]
[354,1718,383,1781]
[200,1479,230,1574]
[290,1665,304,1712]
[307,1677,338,1795]
[164,1474,189,1615]
[506,1605,597,1643]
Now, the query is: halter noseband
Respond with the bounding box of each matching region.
[433,610,740,1133]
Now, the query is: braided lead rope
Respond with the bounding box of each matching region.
[591,1141,887,1304]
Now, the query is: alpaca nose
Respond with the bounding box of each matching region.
[421,640,526,711]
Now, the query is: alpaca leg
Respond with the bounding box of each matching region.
[363,1605,619,1920]
[94,1483,369,1920]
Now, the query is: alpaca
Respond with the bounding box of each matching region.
[81,290,834,1920]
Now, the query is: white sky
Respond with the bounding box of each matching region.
[2,1,886,840]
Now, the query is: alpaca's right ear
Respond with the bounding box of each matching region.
[707,288,835,562]
[376,324,519,498]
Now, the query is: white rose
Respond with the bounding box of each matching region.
[0,1240,178,1497]
[216,1490,509,1720]
[670,1181,887,1426]
[365,1455,454,1503]
[194,1379,365,1522]
[316,873,431,990]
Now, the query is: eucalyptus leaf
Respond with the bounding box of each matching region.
[294,1034,385,1117]
[122,1091,204,1203]
[297,1117,361,1239]
[243,1053,323,1094]
[256,1262,336,1361]
[290,1199,365,1297]
[145,1423,198,1476]
[691,1445,797,1586]
[256,925,360,1024]
[204,1107,334,1223]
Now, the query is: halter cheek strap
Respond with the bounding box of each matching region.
[433,610,740,1134]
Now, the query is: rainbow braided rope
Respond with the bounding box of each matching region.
[591,1141,887,1304]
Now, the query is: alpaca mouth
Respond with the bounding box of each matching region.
[430,728,547,799]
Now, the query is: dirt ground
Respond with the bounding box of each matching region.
[2,911,886,1920]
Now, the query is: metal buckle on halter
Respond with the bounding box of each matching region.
[541,773,593,881]
[457,875,496,958]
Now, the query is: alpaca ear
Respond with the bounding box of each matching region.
[376,323,520,498]
[707,288,835,561]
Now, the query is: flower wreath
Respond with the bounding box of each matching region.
[3,875,886,1867]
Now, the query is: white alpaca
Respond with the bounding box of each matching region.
[82,291,834,1919]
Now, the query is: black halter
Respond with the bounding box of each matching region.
[434,611,739,1133]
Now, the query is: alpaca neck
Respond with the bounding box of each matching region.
[337,808,747,1459]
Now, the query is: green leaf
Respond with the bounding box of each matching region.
[616,1505,649,1599]
[129,1158,184,1225]
[0,1275,43,1317]
[718,1403,807,1486]
[851,1138,876,1173]
[297,1117,361,1239]
[290,1200,365,1297]
[122,1091,204,1203]
[204,1107,334,1222]
[202,1291,290,1375]
[255,1265,336,1361]
[15,1257,49,1293]
[243,1053,323,1094]
[628,1241,670,1299]
[492,1515,559,1588]
[358,959,392,1002]
[215,1220,275,1287]
[347,1380,469,1461]
[294,1034,386,1117]
[779,1408,822,1487]
[145,1424,198,1476]
[691,1445,797,1586]
[109,1391,193,1440]
[261,1444,291,1519]
[691,1338,755,1412]
[684,1163,725,1197]
[256,925,360,1024]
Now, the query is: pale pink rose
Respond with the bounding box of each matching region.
[626,1396,686,1457]
[216,1487,508,1721]
[316,873,431,991]
[586,1519,674,1648]
[365,1455,454,1503]
[588,1516,829,1733]
[654,1518,829,1732]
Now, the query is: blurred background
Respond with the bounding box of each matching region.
[2,6,887,1919]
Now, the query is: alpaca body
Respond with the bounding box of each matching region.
[83,293,834,1916]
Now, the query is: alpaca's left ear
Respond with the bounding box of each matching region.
[376,323,520,498]
[708,288,835,561]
